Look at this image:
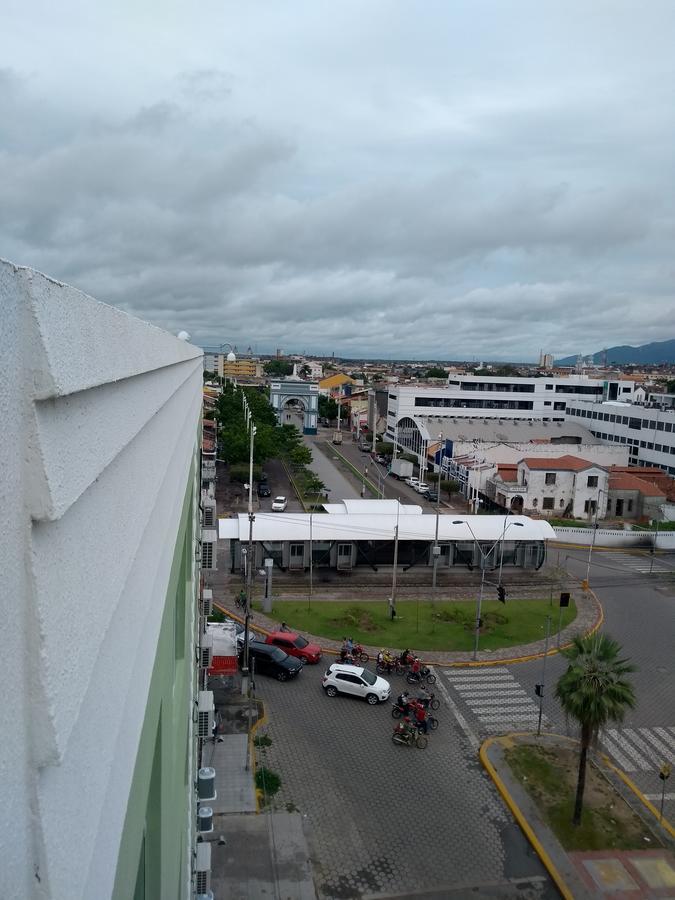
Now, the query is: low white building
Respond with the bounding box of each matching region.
[487,455,610,519]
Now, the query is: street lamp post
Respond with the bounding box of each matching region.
[432,432,444,592]
[241,394,256,696]
[389,499,401,619]
[583,488,606,589]
[453,518,524,661]
[309,487,330,610]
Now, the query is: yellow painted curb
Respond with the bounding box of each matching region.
[479,735,574,900]
[601,754,675,840]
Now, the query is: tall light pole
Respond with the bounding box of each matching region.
[389,499,401,619]
[432,432,444,592]
[309,487,330,610]
[241,394,256,696]
[583,487,606,589]
[453,518,524,661]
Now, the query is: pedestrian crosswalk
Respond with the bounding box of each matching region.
[600,726,675,773]
[441,667,548,733]
[601,551,674,575]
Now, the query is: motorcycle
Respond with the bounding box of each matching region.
[392,699,439,730]
[376,655,404,676]
[406,665,436,686]
[391,721,428,749]
[415,691,441,711]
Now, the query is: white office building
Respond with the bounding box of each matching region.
[565,400,675,476]
[385,375,635,464]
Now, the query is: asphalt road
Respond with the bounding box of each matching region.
[253,663,556,900]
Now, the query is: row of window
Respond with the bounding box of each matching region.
[569,407,675,432]
[543,473,599,487]
[414,398,535,409]
[589,430,675,453]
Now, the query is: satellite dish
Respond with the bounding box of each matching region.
[177,331,191,341]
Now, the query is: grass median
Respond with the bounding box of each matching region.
[504,742,661,851]
[254,597,576,652]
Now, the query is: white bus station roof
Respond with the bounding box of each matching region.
[218,513,555,543]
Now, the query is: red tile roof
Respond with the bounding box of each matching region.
[608,473,665,497]
[497,464,518,482]
[520,455,603,472]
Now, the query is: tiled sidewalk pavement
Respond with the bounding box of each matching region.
[216,584,601,666]
[482,733,675,899]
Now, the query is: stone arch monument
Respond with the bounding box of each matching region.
[269,367,319,434]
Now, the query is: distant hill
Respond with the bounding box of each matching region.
[556,339,675,367]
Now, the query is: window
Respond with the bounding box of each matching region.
[629,417,641,430]
[338,543,351,556]
[544,401,551,406]
[587,475,598,487]
[546,384,553,390]
[203,506,214,527]
[627,500,633,512]
[545,472,556,485]
[560,499,565,507]
[647,442,654,450]
[657,421,665,431]
[290,543,304,558]
[554,402,566,411]
[532,498,538,507]
[543,497,555,510]
[666,422,673,432]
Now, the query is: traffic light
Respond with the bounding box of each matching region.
[559,592,570,608]
[535,684,544,698]
[497,585,506,604]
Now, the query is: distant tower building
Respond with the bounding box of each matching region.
[601,348,608,368]
[538,350,553,369]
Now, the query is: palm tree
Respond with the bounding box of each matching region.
[555,632,636,826]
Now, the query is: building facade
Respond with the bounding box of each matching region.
[1,261,204,899]
[565,400,675,476]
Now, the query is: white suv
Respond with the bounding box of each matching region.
[322,664,391,705]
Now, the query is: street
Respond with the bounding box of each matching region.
[253,664,556,900]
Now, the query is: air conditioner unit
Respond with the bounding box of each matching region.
[199,633,213,670]
[201,588,213,616]
[198,766,217,802]
[198,806,213,834]
[197,691,214,740]
[195,842,212,895]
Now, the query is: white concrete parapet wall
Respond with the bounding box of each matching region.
[0,260,203,898]
[553,527,675,549]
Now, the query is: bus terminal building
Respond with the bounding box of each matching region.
[218,500,555,577]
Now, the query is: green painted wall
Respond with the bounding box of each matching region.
[113,452,198,900]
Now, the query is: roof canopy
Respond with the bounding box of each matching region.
[218,513,555,543]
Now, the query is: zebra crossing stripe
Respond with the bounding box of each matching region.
[622,729,664,766]
[644,793,675,802]
[471,705,539,716]
[446,676,517,687]
[459,689,529,699]
[446,667,511,677]
[479,712,541,724]
[445,672,514,682]
[600,733,635,772]
[605,730,651,770]
[468,696,536,707]
[639,729,675,764]
[655,728,675,753]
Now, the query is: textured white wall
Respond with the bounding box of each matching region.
[0,260,202,899]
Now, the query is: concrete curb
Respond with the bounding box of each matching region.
[480,735,575,900]
[249,701,269,814]
[481,732,675,900]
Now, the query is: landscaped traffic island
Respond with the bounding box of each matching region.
[253,598,577,652]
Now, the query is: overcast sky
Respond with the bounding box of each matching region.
[2,2,674,360]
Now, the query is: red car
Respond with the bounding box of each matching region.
[265,631,322,664]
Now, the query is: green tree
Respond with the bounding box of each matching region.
[263,359,294,377]
[299,364,312,378]
[290,445,313,468]
[439,479,459,500]
[318,395,339,420]
[554,633,636,826]
[376,441,394,456]
[425,367,447,378]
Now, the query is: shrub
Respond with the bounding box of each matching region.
[255,767,281,799]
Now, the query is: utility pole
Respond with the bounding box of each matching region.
[390,499,401,619]
[432,432,443,592]
[536,615,551,736]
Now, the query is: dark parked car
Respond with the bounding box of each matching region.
[257,482,271,498]
[242,641,304,681]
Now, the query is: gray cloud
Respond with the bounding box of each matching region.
[1,1,674,360]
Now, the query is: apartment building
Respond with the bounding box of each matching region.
[565,400,675,476]
[2,261,207,899]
